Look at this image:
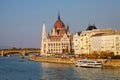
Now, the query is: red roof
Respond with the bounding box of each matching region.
[58,29,66,35]
[54,20,65,29]
[54,13,65,29]
[49,36,62,41]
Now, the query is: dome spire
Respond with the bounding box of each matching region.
[58,12,60,20]
[54,13,65,29]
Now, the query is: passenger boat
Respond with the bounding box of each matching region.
[19,56,25,62]
[75,59,102,68]
[19,58,24,62]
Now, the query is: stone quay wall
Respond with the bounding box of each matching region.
[102,59,120,68]
[29,56,120,68]
[29,56,76,64]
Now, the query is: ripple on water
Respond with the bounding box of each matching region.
[0,57,120,80]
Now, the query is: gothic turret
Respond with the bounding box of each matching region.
[41,23,47,55]
[41,23,47,39]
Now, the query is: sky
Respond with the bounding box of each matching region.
[0,0,120,48]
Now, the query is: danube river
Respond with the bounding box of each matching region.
[0,56,120,80]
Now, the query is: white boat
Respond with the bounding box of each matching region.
[75,59,102,68]
[19,58,24,62]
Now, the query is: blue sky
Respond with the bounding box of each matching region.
[0,0,120,48]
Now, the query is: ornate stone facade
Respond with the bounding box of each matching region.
[41,14,72,55]
[73,24,120,55]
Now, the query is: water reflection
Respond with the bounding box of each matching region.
[40,63,76,80]
[40,62,120,80]
[0,57,120,80]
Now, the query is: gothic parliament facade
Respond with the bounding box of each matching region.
[41,14,73,55]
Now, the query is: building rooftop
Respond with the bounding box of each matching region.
[86,24,97,31]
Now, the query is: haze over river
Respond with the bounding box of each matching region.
[0,56,120,80]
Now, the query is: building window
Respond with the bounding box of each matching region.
[56,43,58,46]
[44,50,45,53]
[44,44,46,48]
[117,51,118,55]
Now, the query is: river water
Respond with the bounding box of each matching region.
[0,56,120,80]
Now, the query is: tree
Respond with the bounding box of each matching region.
[91,51,99,59]
[100,51,114,59]
[100,51,107,59]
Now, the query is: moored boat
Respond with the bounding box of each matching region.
[19,58,24,62]
[75,59,102,68]
[19,56,25,62]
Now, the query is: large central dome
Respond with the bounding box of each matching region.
[54,13,65,29]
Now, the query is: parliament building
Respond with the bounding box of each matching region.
[41,14,73,55]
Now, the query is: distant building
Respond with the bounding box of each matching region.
[73,24,120,55]
[73,32,81,55]
[41,14,72,55]
[41,14,120,56]
[91,33,120,55]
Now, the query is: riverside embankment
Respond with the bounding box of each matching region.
[102,59,120,68]
[29,56,120,68]
[29,56,76,64]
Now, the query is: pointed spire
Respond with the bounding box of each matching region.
[66,24,69,29]
[41,23,47,55]
[42,23,46,39]
[58,12,60,20]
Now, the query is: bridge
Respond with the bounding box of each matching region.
[0,48,41,57]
